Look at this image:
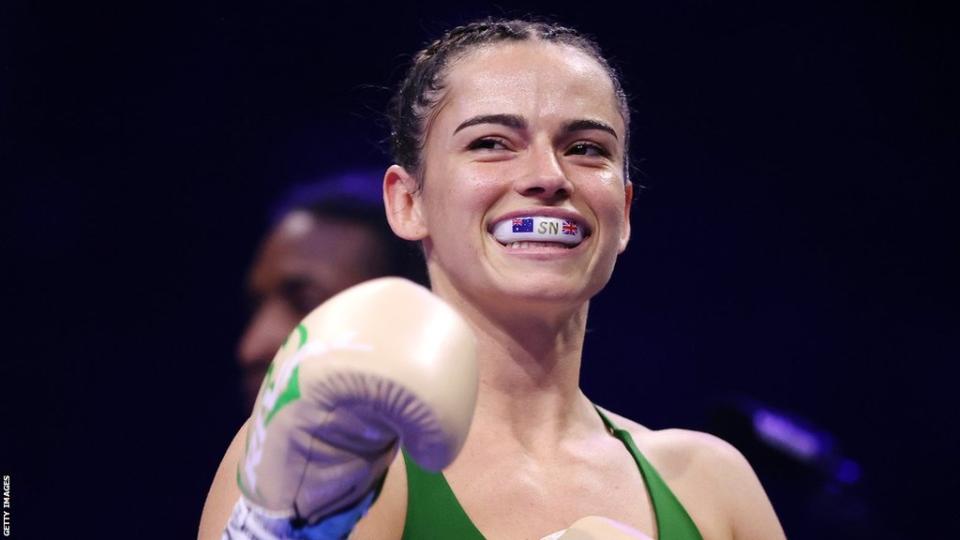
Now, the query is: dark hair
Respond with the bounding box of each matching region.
[270,170,428,285]
[388,18,631,186]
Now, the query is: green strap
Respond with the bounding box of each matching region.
[595,407,703,540]
[402,407,703,540]
[402,449,485,539]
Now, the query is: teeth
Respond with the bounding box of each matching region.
[507,241,573,250]
[492,216,585,246]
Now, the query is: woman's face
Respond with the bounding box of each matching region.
[414,40,632,312]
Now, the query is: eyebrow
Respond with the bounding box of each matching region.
[453,114,618,140]
[562,119,618,140]
[454,114,526,134]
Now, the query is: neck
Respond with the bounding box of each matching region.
[431,274,600,449]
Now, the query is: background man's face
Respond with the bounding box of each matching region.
[236,211,385,409]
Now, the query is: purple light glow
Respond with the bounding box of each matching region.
[752,409,822,462]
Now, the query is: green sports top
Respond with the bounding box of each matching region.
[400,406,703,539]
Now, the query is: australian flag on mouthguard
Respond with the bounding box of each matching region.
[512,218,534,233]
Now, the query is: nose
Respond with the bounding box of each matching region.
[513,142,573,201]
[236,300,295,372]
[237,300,298,408]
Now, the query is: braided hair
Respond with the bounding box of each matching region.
[387,18,631,188]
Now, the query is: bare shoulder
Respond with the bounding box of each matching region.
[600,408,751,484]
[598,408,786,540]
[349,450,407,540]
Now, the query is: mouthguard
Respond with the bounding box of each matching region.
[492,216,584,245]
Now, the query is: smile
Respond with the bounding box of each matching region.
[491,216,589,249]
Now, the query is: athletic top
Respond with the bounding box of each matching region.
[400,406,703,539]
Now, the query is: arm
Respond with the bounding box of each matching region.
[198,421,248,540]
[198,423,409,540]
[712,442,785,540]
[347,452,407,540]
[668,430,784,540]
[197,278,477,540]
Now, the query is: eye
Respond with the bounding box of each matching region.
[279,278,327,317]
[566,142,610,158]
[467,137,510,151]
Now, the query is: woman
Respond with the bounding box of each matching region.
[200,19,785,540]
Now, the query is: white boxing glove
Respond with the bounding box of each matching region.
[543,516,653,540]
[237,277,478,526]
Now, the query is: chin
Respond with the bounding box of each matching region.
[488,274,597,309]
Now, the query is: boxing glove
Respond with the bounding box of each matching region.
[543,516,653,540]
[237,277,478,526]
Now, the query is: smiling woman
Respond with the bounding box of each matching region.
[384,32,632,314]
[199,18,786,540]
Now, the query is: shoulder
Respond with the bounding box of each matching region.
[598,407,747,477]
[598,408,786,540]
[599,408,752,497]
[349,450,407,540]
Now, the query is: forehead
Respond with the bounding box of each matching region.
[438,41,623,133]
[250,212,382,289]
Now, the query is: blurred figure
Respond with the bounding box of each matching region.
[236,170,425,408]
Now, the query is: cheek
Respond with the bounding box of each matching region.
[587,182,629,236]
[595,168,621,187]
[426,163,505,223]
[581,168,625,207]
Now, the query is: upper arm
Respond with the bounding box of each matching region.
[349,451,407,540]
[673,433,784,540]
[608,412,785,540]
[197,420,248,540]
[709,440,786,540]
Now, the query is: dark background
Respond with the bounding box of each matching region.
[3,1,956,538]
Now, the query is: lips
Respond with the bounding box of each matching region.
[490,215,589,247]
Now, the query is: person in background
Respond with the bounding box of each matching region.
[236,170,425,409]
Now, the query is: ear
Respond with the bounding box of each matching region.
[383,164,428,241]
[617,181,633,253]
